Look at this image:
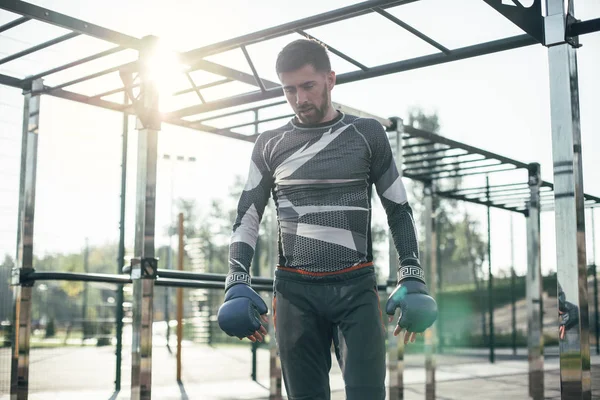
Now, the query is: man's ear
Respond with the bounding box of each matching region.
[327,70,336,90]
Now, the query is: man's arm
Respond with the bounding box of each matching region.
[226,134,274,291]
[366,120,423,284]
[361,118,437,341]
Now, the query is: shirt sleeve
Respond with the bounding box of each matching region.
[226,133,274,291]
[362,118,425,284]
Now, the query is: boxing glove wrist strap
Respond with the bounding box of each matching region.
[397,265,425,283]
[225,271,251,291]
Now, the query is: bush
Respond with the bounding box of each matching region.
[45,319,56,338]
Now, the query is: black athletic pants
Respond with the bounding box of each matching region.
[273,267,386,400]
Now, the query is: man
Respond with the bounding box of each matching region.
[218,39,437,400]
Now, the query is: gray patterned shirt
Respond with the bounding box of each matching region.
[225,112,423,290]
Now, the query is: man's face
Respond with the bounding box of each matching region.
[279,64,335,125]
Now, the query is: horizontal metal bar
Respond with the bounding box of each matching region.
[404,125,530,170]
[91,83,139,99]
[400,140,435,149]
[403,150,471,165]
[164,116,258,143]
[434,166,518,179]
[156,269,273,286]
[180,0,415,61]
[0,73,23,89]
[155,278,273,292]
[333,102,393,127]
[220,113,295,130]
[434,191,526,214]
[26,45,125,81]
[0,16,29,33]
[568,17,600,37]
[408,165,517,181]
[0,32,79,66]
[189,59,280,90]
[373,7,451,54]
[0,0,142,49]
[408,160,502,176]
[403,146,451,158]
[43,64,123,92]
[404,156,493,172]
[296,29,369,71]
[173,78,231,96]
[40,84,257,143]
[436,182,526,195]
[192,100,288,123]
[337,34,536,82]
[170,35,536,118]
[23,271,131,285]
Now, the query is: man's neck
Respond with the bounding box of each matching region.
[295,106,341,128]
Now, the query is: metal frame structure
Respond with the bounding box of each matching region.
[2,0,600,399]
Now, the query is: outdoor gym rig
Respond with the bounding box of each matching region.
[2,0,600,399]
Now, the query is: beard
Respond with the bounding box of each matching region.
[296,87,330,125]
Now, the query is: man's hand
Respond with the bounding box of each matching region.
[217,283,269,342]
[385,280,438,345]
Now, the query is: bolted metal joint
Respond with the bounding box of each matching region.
[11,267,35,287]
[130,257,158,280]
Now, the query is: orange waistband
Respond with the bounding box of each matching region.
[276,261,374,277]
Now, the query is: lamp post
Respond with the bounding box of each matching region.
[162,153,196,348]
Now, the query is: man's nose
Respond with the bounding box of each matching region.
[296,90,308,105]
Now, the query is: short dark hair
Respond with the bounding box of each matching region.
[275,39,331,75]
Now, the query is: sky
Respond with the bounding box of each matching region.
[0,0,599,280]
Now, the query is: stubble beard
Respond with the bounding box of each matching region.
[296,87,331,125]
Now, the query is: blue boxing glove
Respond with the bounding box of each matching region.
[386,279,438,343]
[218,276,268,341]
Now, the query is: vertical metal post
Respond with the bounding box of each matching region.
[387,117,404,400]
[176,213,184,383]
[82,238,89,340]
[423,181,436,400]
[251,240,260,382]
[527,163,544,400]
[115,92,128,392]
[436,220,443,354]
[545,1,591,398]
[511,214,517,356]
[592,211,599,355]
[130,35,161,400]
[10,78,43,400]
[486,177,495,363]
[269,210,282,400]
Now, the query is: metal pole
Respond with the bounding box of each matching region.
[387,117,404,400]
[10,77,43,400]
[592,209,599,356]
[436,218,443,354]
[130,35,161,400]
[594,262,599,356]
[486,176,494,363]
[424,181,437,400]
[527,163,544,400]
[545,1,592,398]
[269,210,282,400]
[511,213,517,356]
[176,213,184,382]
[251,240,260,382]
[82,238,89,341]
[115,92,128,392]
